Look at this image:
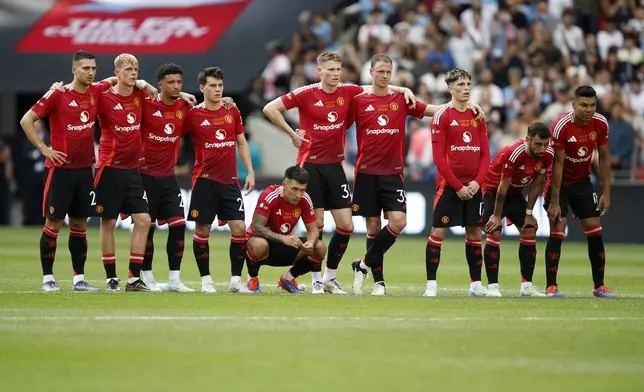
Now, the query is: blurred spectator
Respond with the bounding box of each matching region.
[608,102,635,172]
[22,121,47,226]
[0,138,12,225]
[597,19,624,60]
[261,41,292,100]
[237,133,265,182]
[406,119,434,181]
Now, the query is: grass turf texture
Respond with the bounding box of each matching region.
[1,227,643,391]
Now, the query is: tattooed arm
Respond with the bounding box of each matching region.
[251,214,283,243]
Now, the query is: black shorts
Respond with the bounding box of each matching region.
[261,238,308,267]
[42,167,94,220]
[352,173,406,217]
[141,174,185,221]
[432,182,482,227]
[543,177,599,219]
[93,166,149,219]
[301,162,352,210]
[188,178,244,224]
[482,190,527,231]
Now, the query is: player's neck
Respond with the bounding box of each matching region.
[71,79,89,94]
[371,84,389,96]
[572,113,589,127]
[160,94,175,106]
[113,82,134,96]
[204,100,222,111]
[320,83,337,94]
[450,99,468,112]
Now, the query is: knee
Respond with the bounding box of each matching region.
[101,218,117,231]
[521,227,536,239]
[132,213,152,228]
[366,217,381,236]
[228,220,246,236]
[388,216,406,234]
[430,227,447,239]
[337,221,354,234]
[314,239,327,259]
[465,226,482,241]
[68,217,88,232]
[195,223,211,236]
[247,237,268,257]
[45,218,64,231]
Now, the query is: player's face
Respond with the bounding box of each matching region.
[282,179,307,204]
[448,78,471,102]
[72,58,97,86]
[115,62,139,88]
[572,96,597,123]
[318,60,342,88]
[159,74,183,100]
[200,76,223,104]
[527,136,549,158]
[370,61,393,89]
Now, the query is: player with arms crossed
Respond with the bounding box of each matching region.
[246,166,326,294]
[263,51,421,294]
[482,122,553,297]
[184,67,255,294]
[20,50,118,292]
[544,86,614,297]
[425,67,491,297]
[94,53,159,292]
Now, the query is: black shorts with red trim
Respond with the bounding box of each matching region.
[43,167,94,220]
[188,178,244,224]
[248,236,308,267]
[351,172,406,217]
[481,189,528,232]
[141,174,185,221]
[300,162,352,210]
[93,166,149,219]
[543,177,599,219]
[432,181,482,228]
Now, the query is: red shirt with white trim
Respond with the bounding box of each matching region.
[248,184,316,237]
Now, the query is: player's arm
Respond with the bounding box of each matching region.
[236,133,255,194]
[485,175,511,233]
[422,103,485,120]
[251,213,283,243]
[471,120,491,193]
[523,173,545,230]
[596,142,611,215]
[20,106,67,165]
[263,97,308,147]
[303,221,320,243]
[548,149,565,221]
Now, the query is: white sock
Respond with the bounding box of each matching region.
[231,276,241,284]
[311,271,322,283]
[359,261,368,270]
[470,281,482,288]
[142,270,154,282]
[283,271,294,280]
[169,270,180,282]
[521,281,532,290]
[488,282,499,289]
[73,274,84,285]
[426,280,437,287]
[201,275,213,285]
[43,274,54,284]
[127,277,139,284]
[323,267,336,281]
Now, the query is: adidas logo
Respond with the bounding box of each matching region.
[153,110,162,117]
[450,120,459,126]
[201,119,210,126]
[568,135,578,142]
[365,105,375,112]
[68,100,78,107]
[113,103,123,110]
[314,100,324,107]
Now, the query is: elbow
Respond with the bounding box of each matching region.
[262,103,274,118]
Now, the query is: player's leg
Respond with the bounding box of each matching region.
[481,191,502,294]
[301,164,326,290]
[543,183,567,297]
[246,236,269,293]
[217,183,251,294]
[187,179,218,293]
[464,190,485,296]
[139,174,159,289]
[39,167,67,292]
[121,170,152,292]
[279,239,326,294]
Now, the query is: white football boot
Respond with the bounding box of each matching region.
[229,278,252,294]
[323,279,348,295]
[201,281,217,294]
[486,283,502,297]
[468,281,487,296]
[351,259,368,295]
[371,281,386,296]
[520,282,547,297]
[423,280,438,297]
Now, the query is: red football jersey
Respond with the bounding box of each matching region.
[31,80,111,169]
[140,97,190,177]
[248,184,316,237]
[348,91,427,175]
[184,104,245,185]
[549,111,609,186]
[281,83,364,165]
[431,104,490,190]
[96,88,148,169]
[483,139,554,195]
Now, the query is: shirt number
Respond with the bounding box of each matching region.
[396,189,406,203]
[178,193,184,208]
[143,191,148,202]
[341,184,350,199]
[89,191,96,206]
[237,197,244,211]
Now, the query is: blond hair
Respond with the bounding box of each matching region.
[114,53,138,69]
[370,54,393,68]
[317,51,342,66]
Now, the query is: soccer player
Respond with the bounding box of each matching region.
[425,67,491,297]
[19,50,113,292]
[245,166,325,294]
[544,86,614,297]
[94,53,158,292]
[184,67,255,294]
[481,122,553,297]
[348,54,439,296]
[138,63,194,293]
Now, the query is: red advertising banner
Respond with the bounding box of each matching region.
[17,0,251,53]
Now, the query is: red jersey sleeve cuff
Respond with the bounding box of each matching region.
[280,95,296,110]
[255,209,269,217]
[302,217,316,224]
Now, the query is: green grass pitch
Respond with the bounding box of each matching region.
[1,227,643,391]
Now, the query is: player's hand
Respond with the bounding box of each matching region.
[49,81,64,92]
[39,146,67,165]
[485,215,503,234]
[456,186,473,200]
[597,194,610,216]
[222,97,237,109]
[468,103,485,121]
[547,203,562,222]
[180,92,197,106]
[300,240,314,251]
[243,171,255,195]
[282,235,303,249]
[403,88,417,108]
[521,214,538,231]
[291,129,310,149]
[466,181,480,195]
[144,84,159,99]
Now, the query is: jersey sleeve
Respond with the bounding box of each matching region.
[500,149,515,178]
[551,121,567,151]
[597,117,609,146]
[182,110,194,135]
[343,84,365,98]
[280,86,309,110]
[301,193,316,224]
[408,101,428,119]
[430,110,463,190]
[234,108,245,135]
[474,119,491,185]
[254,189,274,218]
[31,89,59,118]
[542,147,555,173]
[92,79,113,92]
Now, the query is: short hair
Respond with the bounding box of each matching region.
[527,122,551,139]
[573,85,597,100]
[198,67,224,86]
[114,53,138,69]
[445,67,472,85]
[156,63,184,81]
[317,51,342,66]
[284,166,309,184]
[370,54,393,68]
[72,50,95,64]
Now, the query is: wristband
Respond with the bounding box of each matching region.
[526,209,533,216]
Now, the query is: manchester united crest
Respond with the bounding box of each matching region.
[352,204,360,212]
[336,97,345,106]
[49,206,55,215]
[589,132,597,141]
[90,96,95,106]
[441,216,450,224]
[390,102,399,111]
[176,110,183,119]
[95,205,104,214]
[190,209,199,218]
[134,97,140,107]
[535,163,542,172]
[224,115,233,124]
[293,209,301,218]
[471,119,478,128]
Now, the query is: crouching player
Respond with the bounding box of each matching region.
[245,166,326,294]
